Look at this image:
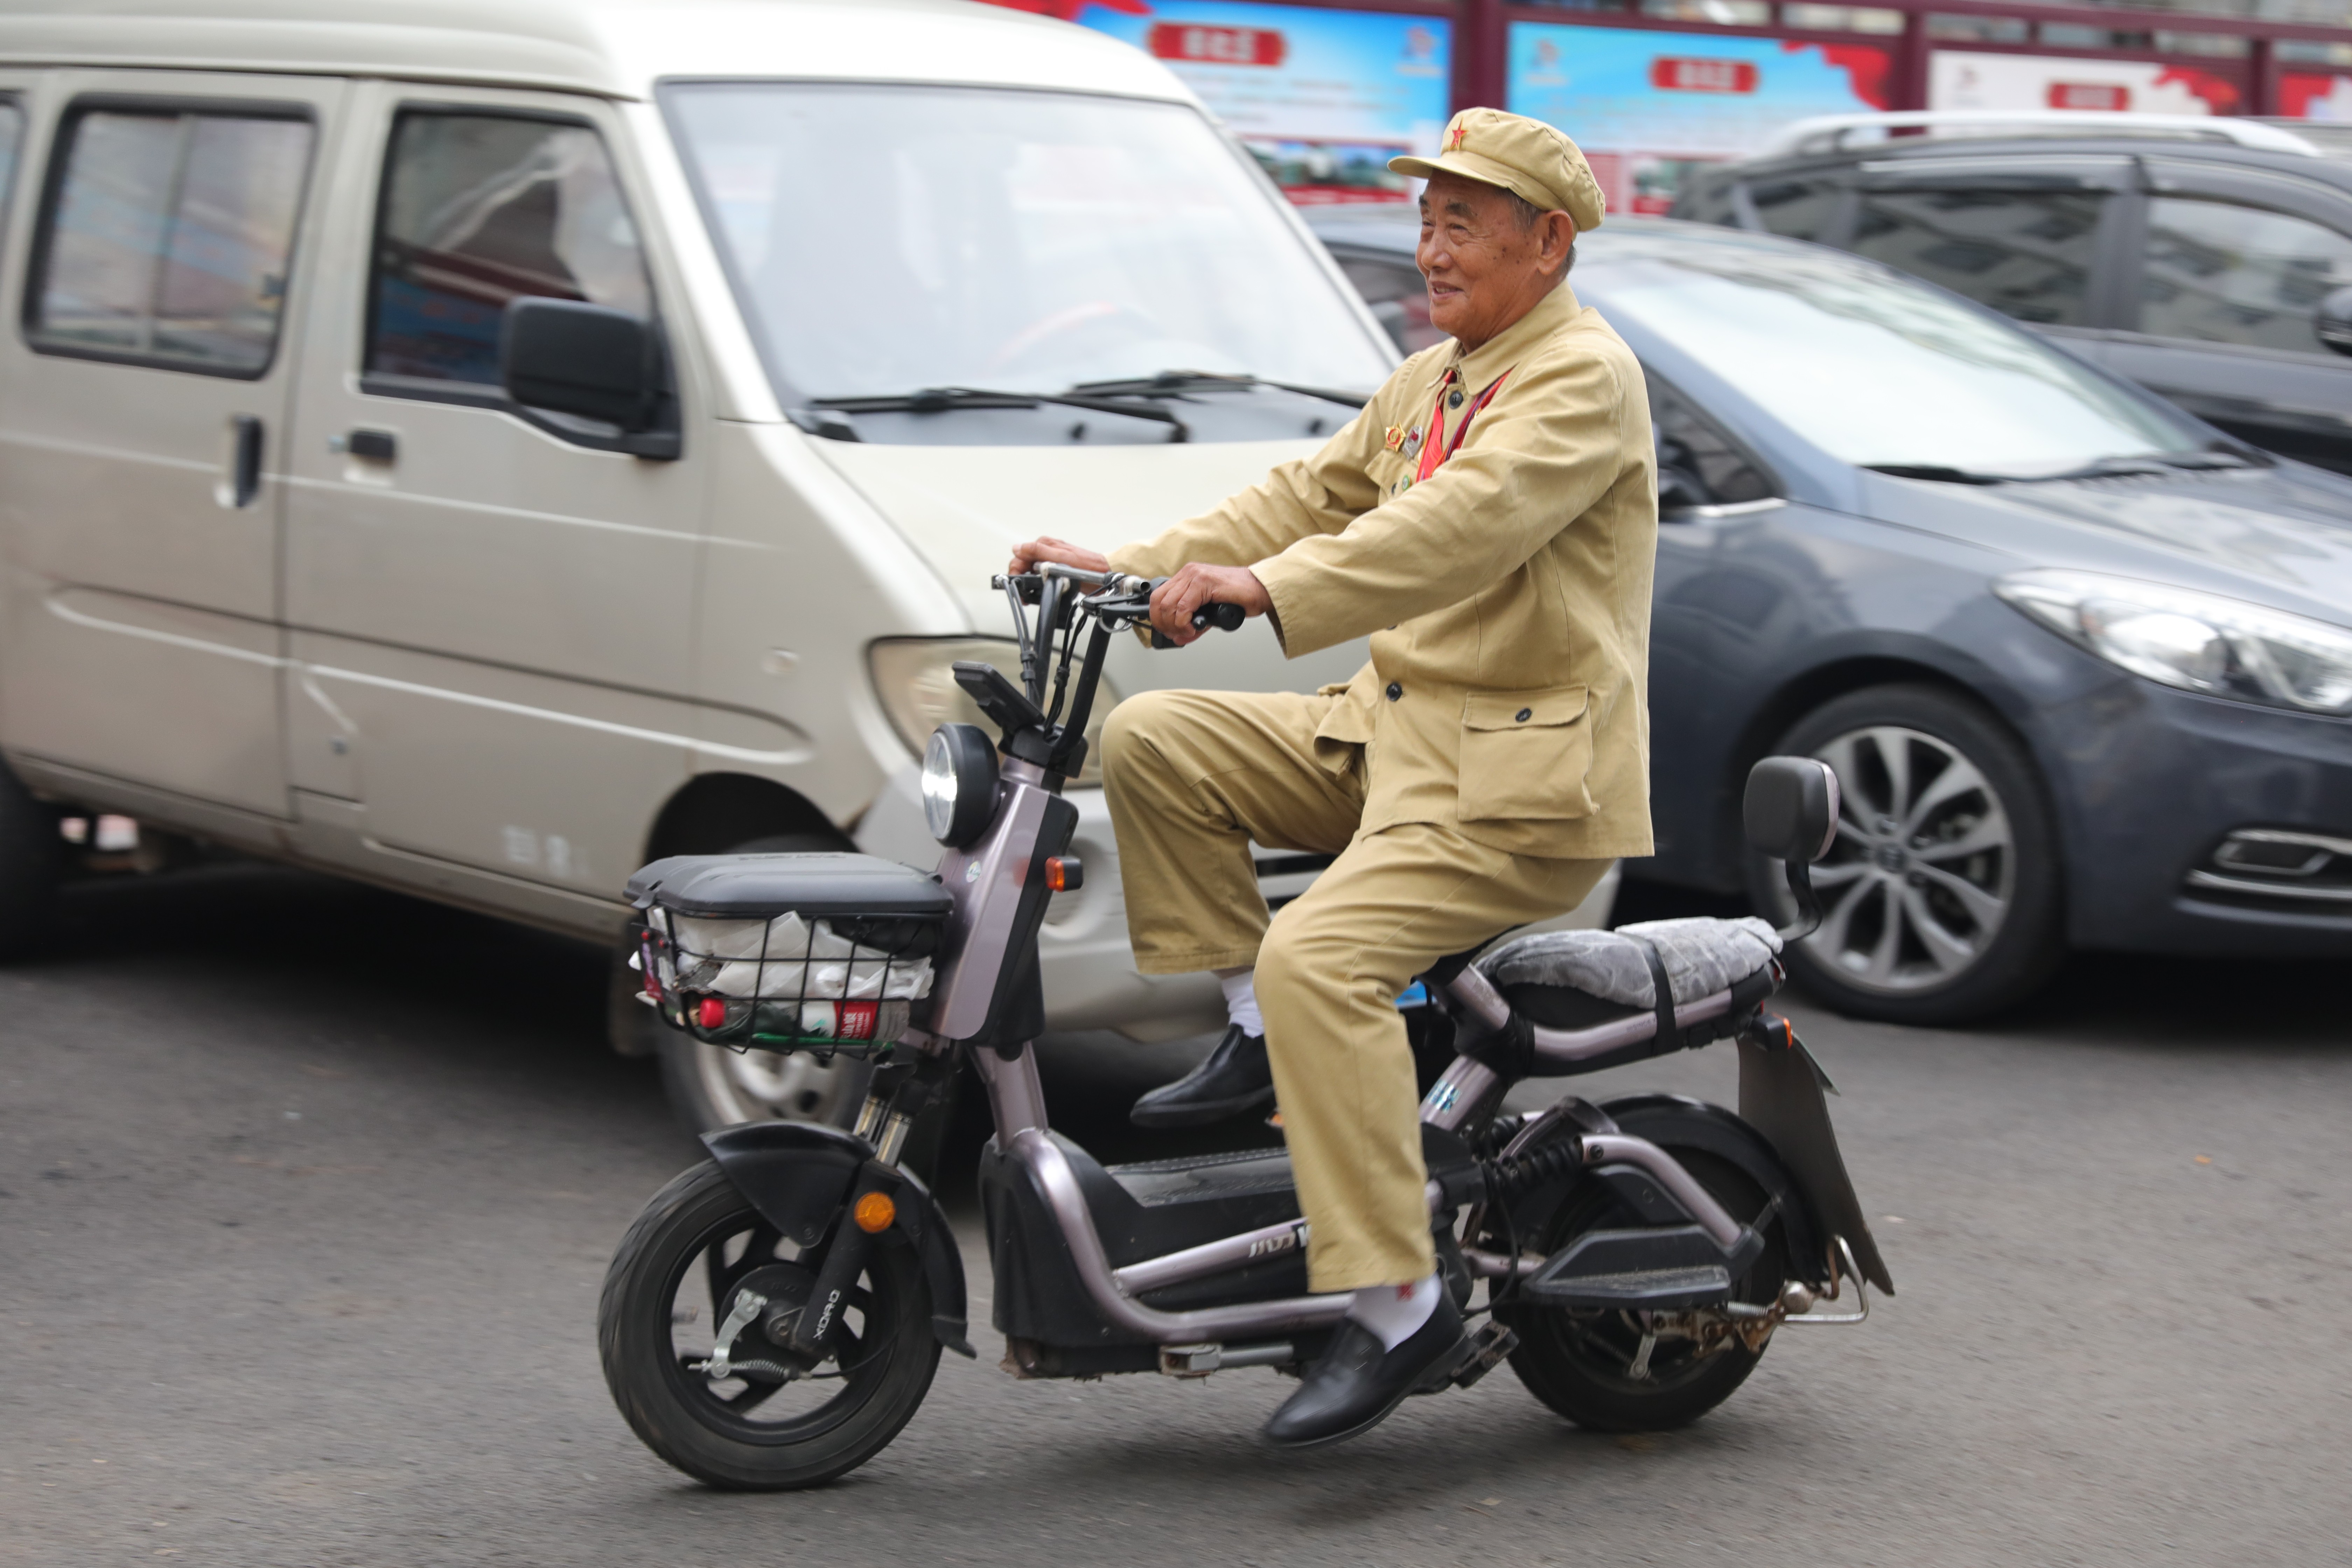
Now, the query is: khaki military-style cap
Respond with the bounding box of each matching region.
[1389,107,1605,232]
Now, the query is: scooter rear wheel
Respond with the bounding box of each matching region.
[598,1159,940,1490]
[1491,1145,1787,1433]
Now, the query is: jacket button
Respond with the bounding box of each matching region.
[1516,707,1533,722]
[1448,389,1464,410]
[1385,682,1402,702]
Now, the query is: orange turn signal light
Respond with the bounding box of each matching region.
[1044,855,1083,892]
[853,1191,897,1234]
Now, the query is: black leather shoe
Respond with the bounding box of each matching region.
[1128,1025,1273,1128]
[1263,1293,1469,1449]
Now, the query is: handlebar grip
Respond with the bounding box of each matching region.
[1142,577,1248,648]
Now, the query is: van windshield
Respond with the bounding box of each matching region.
[662,83,1393,442]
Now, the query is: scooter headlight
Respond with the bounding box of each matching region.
[923,723,999,848]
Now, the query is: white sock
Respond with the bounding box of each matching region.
[1347,1274,1440,1352]
[1218,967,1264,1038]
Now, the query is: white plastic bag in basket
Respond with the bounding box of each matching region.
[663,910,932,1001]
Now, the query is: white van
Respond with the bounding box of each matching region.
[0,0,1614,1129]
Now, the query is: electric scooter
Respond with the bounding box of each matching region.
[597,565,1890,1490]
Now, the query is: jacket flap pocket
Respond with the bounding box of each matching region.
[1464,686,1587,732]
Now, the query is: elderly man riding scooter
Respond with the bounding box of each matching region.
[1009,110,1657,1448]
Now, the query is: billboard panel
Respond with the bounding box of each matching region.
[1064,1,1453,204]
[1506,23,1888,215]
[1928,51,2243,116]
[2283,71,2352,121]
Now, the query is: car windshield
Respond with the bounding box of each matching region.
[662,83,1393,411]
[1588,232,2205,475]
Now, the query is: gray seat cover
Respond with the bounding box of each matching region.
[1475,916,1782,1009]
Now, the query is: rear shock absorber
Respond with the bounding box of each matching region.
[1479,1139,1584,1204]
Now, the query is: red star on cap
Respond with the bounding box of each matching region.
[1449,122,1468,150]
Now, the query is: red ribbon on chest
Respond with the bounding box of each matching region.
[1415,370,1508,484]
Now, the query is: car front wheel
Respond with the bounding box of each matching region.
[1745,684,2063,1024]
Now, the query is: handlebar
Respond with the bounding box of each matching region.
[974,568,1246,778]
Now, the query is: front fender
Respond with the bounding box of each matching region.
[702,1120,975,1358]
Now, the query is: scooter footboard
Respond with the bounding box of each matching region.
[975,1132,1316,1351]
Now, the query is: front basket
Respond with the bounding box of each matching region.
[626,852,953,1057]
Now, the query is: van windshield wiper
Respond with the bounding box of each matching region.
[1072,370,1371,410]
[813,385,1191,442]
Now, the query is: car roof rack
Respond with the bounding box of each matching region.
[1756,110,2322,160]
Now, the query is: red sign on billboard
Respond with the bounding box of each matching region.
[1149,22,1287,68]
[2047,81,2131,111]
[1649,56,1760,94]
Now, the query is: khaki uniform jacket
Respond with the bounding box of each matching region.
[1107,281,1658,861]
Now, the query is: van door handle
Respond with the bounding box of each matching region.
[340,428,397,463]
[224,414,264,509]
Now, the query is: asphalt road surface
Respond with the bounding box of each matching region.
[5,862,2350,1567]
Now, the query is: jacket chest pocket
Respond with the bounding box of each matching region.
[1458,686,1594,823]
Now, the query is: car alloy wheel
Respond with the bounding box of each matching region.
[1800,724,2014,994]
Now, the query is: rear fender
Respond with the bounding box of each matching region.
[702,1120,975,1358]
[1734,1030,1894,1295]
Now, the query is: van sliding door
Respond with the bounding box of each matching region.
[0,71,344,826]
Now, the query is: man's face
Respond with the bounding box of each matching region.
[1415,171,1575,350]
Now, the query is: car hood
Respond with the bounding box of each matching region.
[1858,462,2352,626]
[813,439,1371,694]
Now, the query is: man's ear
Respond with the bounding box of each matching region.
[1536,211,1577,276]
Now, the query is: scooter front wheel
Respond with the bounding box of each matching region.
[598,1159,940,1490]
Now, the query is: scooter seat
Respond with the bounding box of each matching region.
[1476,916,1781,1030]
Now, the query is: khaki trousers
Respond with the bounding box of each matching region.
[1101,689,1609,1292]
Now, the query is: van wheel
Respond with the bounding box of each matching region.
[1744,684,2063,1025]
[648,832,870,1135]
[0,762,63,956]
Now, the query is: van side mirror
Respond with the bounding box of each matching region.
[1744,756,1840,941]
[2317,286,2352,358]
[500,298,662,432]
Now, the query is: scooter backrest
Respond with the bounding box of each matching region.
[1743,756,1840,864]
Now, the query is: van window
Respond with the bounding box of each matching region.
[1848,187,2105,326]
[2139,195,2352,356]
[28,106,313,374]
[367,112,651,387]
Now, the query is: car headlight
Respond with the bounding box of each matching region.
[923,723,999,847]
[868,637,1120,785]
[1996,569,2352,715]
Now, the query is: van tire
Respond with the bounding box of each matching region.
[648,832,870,1136]
[0,762,63,957]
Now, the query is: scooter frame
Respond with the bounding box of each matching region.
[685,566,1888,1381]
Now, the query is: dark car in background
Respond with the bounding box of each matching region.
[1670,114,2352,475]
[1304,208,2352,1023]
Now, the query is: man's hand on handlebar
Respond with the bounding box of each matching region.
[1151,563,1270,648]
[1006,537,1110,578]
